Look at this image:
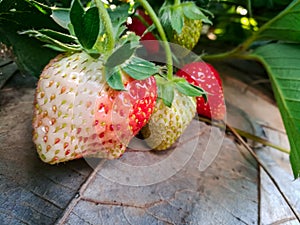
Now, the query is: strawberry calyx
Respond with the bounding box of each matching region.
[159,0,212,45]
[135,0,208,107]
[21,0,159,90]
[155,74,206,107]
[24,0,208,107]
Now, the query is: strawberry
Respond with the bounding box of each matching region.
[159,1,211,57]
[22,0,206,161]
[141,88,196,150]
[25,0,160,164]
[176,62,226,120]
[32,51,157,163]
[171,17,202,51]
[127,8,160,54]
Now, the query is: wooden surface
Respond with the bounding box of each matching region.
[0,60,93,224]
[1,58,300,224]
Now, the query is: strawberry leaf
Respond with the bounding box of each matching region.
[20,30,80,52]
[159,83,174,107]
[70,0,85,36]
[51,8,70,30]
[182,2,212,24]
[36,29,76,43]
[105,67,125,91]
[174,79,207,98]
[82,7,100,49]
[105,42,137,68]
[250,0,300,43]
[156,76,174,107]
[0,0,63,76]
[70,0,100,50]
[252,43,300,179]
[108,3,130,39]
[122,56,158,80]
[159,1,212,39]
[170,7,184,34]
[159,4,173,40]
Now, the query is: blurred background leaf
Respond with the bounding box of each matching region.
[0,0,64,76]
[194,0,293,46]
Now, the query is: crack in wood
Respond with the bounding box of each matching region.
[40,173,78,192]
[228,125,300,223]
[271,217,298,225]
[22,201,55,219]
[80,196,166,209]
[66,165,91,177]
[144,210,175,225]
[56,162,105,225]
[29,190,64,210]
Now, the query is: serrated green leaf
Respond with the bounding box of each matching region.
[70,0,84,39]
[251,43,300,179]
[0,0,65,76]
[108,3,130,24]
[170,7,184,34]
[108,4,130,39]
[70,0,99,49]
[43,44,69,52]
[105,43,136,68]
[253,0,300,43]
[105,67,125,90]
[174,79,207,97]
[182,2,211,24]
[156,76,174,107]
[39,29,76,43]
[122,56,158,80]
[142,23,156,36]
[159,4,173,40]
[118,32,140,47]
[51,7,70,29]
[26,0,51,15]
[82,7,100,49]
[20,29,81,52]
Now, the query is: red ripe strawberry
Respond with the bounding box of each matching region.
[32,52,157,164]
[176,62,226,120]
[127,9,159,54]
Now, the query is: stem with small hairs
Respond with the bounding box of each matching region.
[137,0,174,80]
[94,0,115,56]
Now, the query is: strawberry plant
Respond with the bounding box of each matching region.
[26,0,162,163]
[126,8,160,54]
[0,0,205,163]
[1,0,300,181]
[159,0,211,50]
[201,0,300,179]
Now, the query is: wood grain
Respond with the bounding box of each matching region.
[0,84,93,225]
[57,121,259,225]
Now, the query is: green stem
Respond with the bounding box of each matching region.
[94,0,114,56]
[201,34,260,62]
[137,0,173,80]
[174,0,181,6]
[198,117,290,154]
[233,127,290,154]
[201,1,289,63]
[247,0,253,19]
